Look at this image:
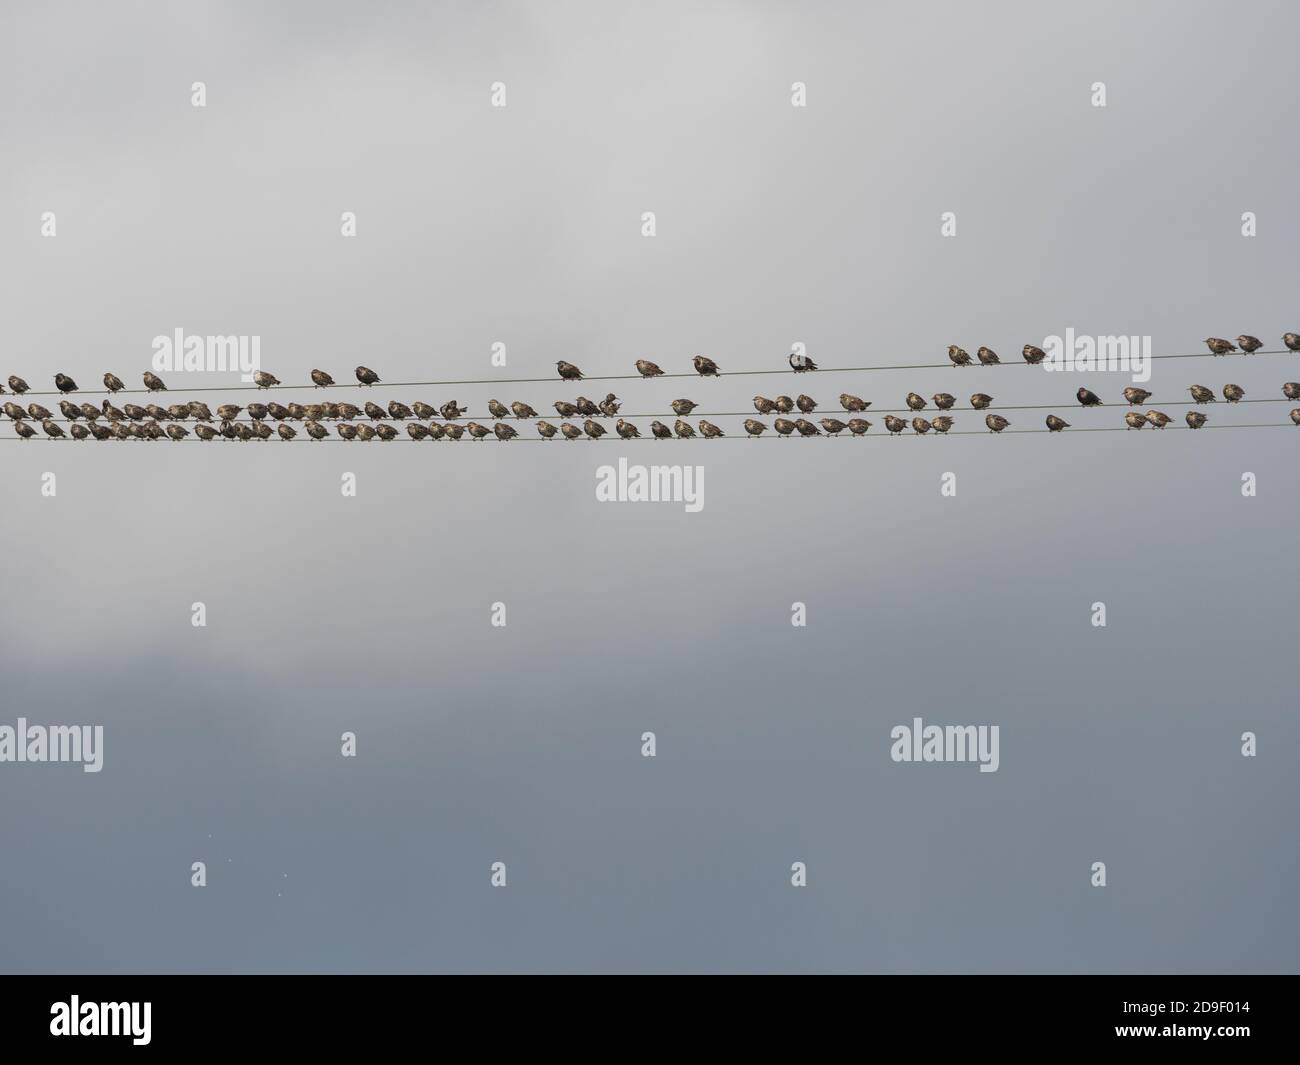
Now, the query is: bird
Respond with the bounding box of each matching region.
[575,396,600,417]
[364,401,387,420]
[583,419,607,439]
[267,402,291,420]
[216,404,242,421]
[932,393,955,410]
[650,420,673,439]
[699,420,724,438]
[387,401,413,420]
[356,366,380,385]
[246,403,268,421]
[167,404,189,420]
[948,345,972,367]
[146,404,168,420]
[820,418,847,436]
[1022,344,1047,364]
[1077,388,1103,406]
[28,403,52,420]
[796,394,817,414]
[744,419,767,437]
[494,422,518,441]
[1188,385,1216,403]
[511,401,538,419]
[372,424,396,441]
[599,393,621,417]
[466,421,491,441]
[754,396,777,414]
[253,370,280,388]
[286,403,306,420]
[931,415,954,433]
[356,423,380,440]
[1185,411,1208,429]
[560,422,582,440]
[14,421,35,439]
[55,373,78,393]
[693,355,720,376]
[840,393,869,412]
[305,420,328,440]
[911,417,932,435]
[1236,335,1263,354]
[8,376,29,394]
[41,418,65,438]
[789,352,817,372]
[278,424,298,441]
[89,422,112,440]
[847,418,871,435]
[536,420,558,439]
[403,423,428,441]
[166,424,190,441]
[773,417,798,437]
[1291,409,1300,426]
[335,423,357,440]
[122,403,146,421]
[616,419,640,439]
[1123,387,1152,405]
[1045,414,1070,432]
[883,414,907,435]
[1223,384,1245,402]
[80,403,100,420]
[985,414,1010,433]
[102,401,126,420]
[252,421,273,440]
[59,400,80,420]
[635,359,664,377]
[103,373,125,392]
[1204,337,1236,355]
[671,399,699,416]
[905,392,926,411]
[1284,333,1300,352]
[794,418,821,437]
[3,402,25,421]
[673,419,695,438]
[427,422,447,440]
[311,369,335,387]
[970,393,993,410]
[70,423,89,440]
[556,360,584,380]
[553,401,578,418]
[976,346,1000,365]
[1146,410,1172,429]
[409,401,435,419]
[1124,412,1147,430]
[773,395,795,413]
[487,399,509,419]
[143,371,166,391]
[1283,382,1300,400]
[441,400,467,419]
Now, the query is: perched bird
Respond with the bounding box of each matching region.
[536,420,558,439]
[405,423,429,441]
[112,421,133,440]
[427,422,447,440]
[911,417,932,435]
[405,401,432,420]
[305,419,328,440]
[1283,382,1300,401]
[599,393,621,417]
[1045,414,1070,432]
[976,346,1000,365]
[560,422,582,440]
[1022,344,1047,364]
[796,394,817,414]
[553,401,578,418]
[142,371,166,391]
[216,404,241,421]
[102,401,126,420]
[575,396,600,417]
[336,423,357,440]
[1185,411,1207,429]
[59,400,81,420]
[311,369,335,387]
[789,351,817,372]
[251,420,273,440]
[847,418,871,435]
[932,393,955,410]
[985,414,1010,433]
[28,403,52,420]
[840,393,869,412]
[146,404,169,420]
[278,424,298,441]
[1077,388,1102,406]
[494,422,518,441]
[41,418,65,438]
[1145,410,1172,429]
[354,423,376,441]
[14,420,35,439]
[375,424,397,441]
[743,419,767,437]
[673,419,696,438]
[165,424,190,441]
[322,401,341,418]
[55,373,78,393]
[387,401,413,420]
[616,419,640,439]
[3,401,26,421]
[947,345,972,367]
[355,365,380,385]
[556,360,584,381]
[441,400,467,419]
[583,419,607,439]
[1124,412,1147,430]
[970,393,993,410]
[671,399,699,416]
[1204,337,1236,355]
[650,420,673,439]
[286,403,306,420]
[253,370,280,388]
[905,392,926,411]
[80,402,100,420]
[122,403,146,421]
[511,401,538,419]
[103,372,125,392]
[931,415,954,433]
[883,414,907,435]
[89,422,112,440]
[635,359,664,378]
[1223,383,1245,402]
[1236,335,1263,354]
[167,404,189,420]
[773,417,798,437]
[246,403,268,421]
[267,402,291,420]
[487,399,509,419]
[692,355,720,376]
[186,401,212,421]
[70,423,89,440]
[1188,384,1216,403]
[754,396,777,414]
[466,421,491,441]
[773,395,795,413]
[218,420,237,440]
[794,418,821,437]
[699,420,725,438]
[1291,409,1300,426]
[364,401,387,420]
[8,376,29,394]
[820,418,847,436]
[1283,333,1300,352]
[1123,387,1152,405]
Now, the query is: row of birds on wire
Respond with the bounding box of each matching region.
[5,379,1300,440]
[3,332,1299,400]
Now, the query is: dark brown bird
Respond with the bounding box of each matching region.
[948,345,972,367]
[931,415,954,433]
[70,423,88,440]
[582,419,606,439]
[1185,411,1207,429]
[820,418,847,436]
[245,403,268,421]
[441,400,467,419]
[535,420,558,439]
[100,401,124,420]
[405,422,429,440]
[80,402,101,420]
[671,399,698,416]
[8,376,29,394]
[267,402,291,420]
[1145,409,1172,429]
[4,402,26,421]
[387,401,413,420]
[167,404,189,420]
[427,422,447,440]
[55,373,78,393]
[754,396,777,414]
[375,424,397,441]
[839,393,869,412]
[693,355,720,376]
[1236,335,1262,354]
[1124,412,1147,430]
[216,404,241,421]
[795,418,820,437]
[773,395,795,413]
[1223,383,1245,402]
[560,422,582,440]
[599,393,620,417]
[355,365,380,385]
[14,420,35,439]
[89,422,112,440]
[556,360,584,381]
[1284,333,1300,352]
[1045,414,1070,432]
[1283,383,1300,401]
[1022,344,1047,364]
[310,369,334,387]
[635,359,664,377]
[744,418,767,437]
[1123,387,1152,405]
[253,370,279,388]
[336,423,357,440]
[1204,337,1236,355]
[575,396,600,417]
[103,372,124,392]
[122,403,146,421]
[970,393,993,410]
[146,404,168,420]
[699,419,724,438]
[165,424,189,441]
[354,423,376,441]
[305,404,328,421]
[184,401,210,421]
[286,403,306,420]
[510,401,538,419]
[773,417,798,437]
[673,419,695,438]
[932,393,955,410]
[28,403,52,420]
[616,418,640,439]
[218,420,237,440]
[553,401,578,418]
[911,417,932,435]
[305,419,327,440]
[59,400,80,420]
[1187,384,1216,403]
[1077,388,1103,406]
[796,394,817,413]
[847,418,871,435]
[363,401,387,420]
[789,352,817,372]
[494,422,518,441]
[278,423,298,440]
[650,420,673,439]
[409,401,434,419]
[323,401,341,418]
[253,420,273,440]
[466,421,491,441]
[487,399,509,419]
[1291,409,1300,426]
[883,414,907,435]
[143,371,166,391]
[905,392,926,411]
[985,414,1010,433]
[41,418,65,438]
[976,346,1000,365]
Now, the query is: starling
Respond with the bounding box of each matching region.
[699,419,724,438]
[1185,411,1207,429]
[1045,414,1070,432]
[302,403,325,421]
[267,402,291,420]
[883,414,907,435]
[55,373,78,393]
[70,423,89,440]
[650,420,673,439]
[1236,335,1263,354]
[1145,409,1172,429]
[388,401,413,420]
[246,403,268,421]
[354,423,376,441]
[146,404,168,420]
[511,401,539,419]
[556,360,584,380]
[560,422,582,440]
[970,393,993,410]
[122,403,146,421]
[976,346,1000,365]
[494,422,518,441]
[59,400,80,420]
[932,393,955,410]
[41,418,65,439]
[583,418,607,439]
[774,395,795,413]
[749,396,774,415]
[143,371,167,391]
[796,394,817,413]
[80,402,100,420]
[1292,409,1300,426]
[254,421,274,440]
[89,422,112,440]
[443,423,465,440]
[323,401,341,418]
[931,415,954,433]
[311,369,335,387]
[336,423,357,440]
[253,370,280,388]
[535,420,558,439]
[184,401,210,421]
[839,393,869,412]
[947,345,972,367]
[375,423,397,441]
[985,414,1010,433]
[1284,333,1300,352]
[102,401,125,420]
[847,418,871,435]
[1223,383,1245,402]
[616,418,641,439]
[905,392,926,411]
[744,418,767,437]
[3,402,25,421]
[773,417,798,437]
[363,401,387,420]
[1204,337,1236,355]
[820,418,847,435]
[553,401,578,417]
[103,372,125,392]
[1022,344,1047,364]
[1123,387,1152,405]
[166,424,189,441]
[406,422,429,441]
[218,420,237,440]
[911,417,932,435]
[671,399,699,416]
[426,422,446,440]
[599,393,621,417]
[305,419,327,440]
[795,418,821,436]
[674,418,696,438]
[14,420,35,439]
[28,403,53,420]
[8,376,29,394]
[278,423,298,440]
[575,396,600,417]
[789,352,817,372]
[1187,384,1216,404]
[466,421,490,441]
[692,355,720,376]
[1283,383,1300,400]
[286,403,306,419]
[216,404,242,421]
[1124,412,1147,430]
[636,359,664,377]
[441,400,467,419]
[355,365,380,385]
[1077,388,1103,406]
[488,399,509,419]
[167,404,189,420]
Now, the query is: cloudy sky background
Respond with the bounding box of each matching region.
[1,0,1297,972]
